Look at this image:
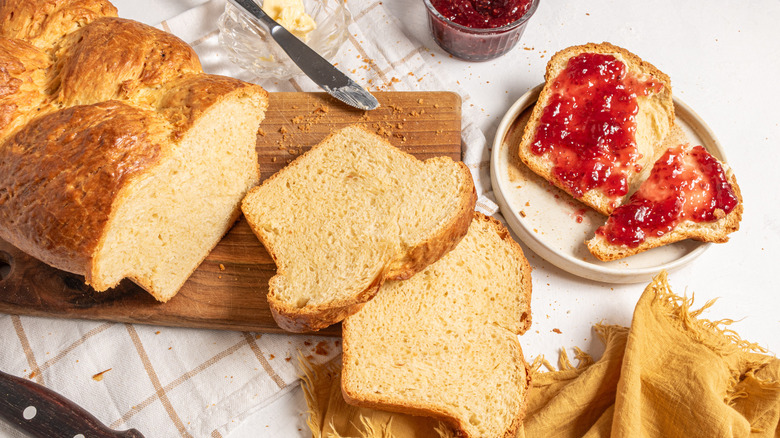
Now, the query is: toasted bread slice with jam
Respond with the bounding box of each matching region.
[587,141,742,261]
[518,42,675,215]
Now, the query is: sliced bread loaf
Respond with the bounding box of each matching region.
[241,125,477,332]
[586,139,743,261]
[341,213,532,438]
[518,42,675,215]
[0,1,269,302]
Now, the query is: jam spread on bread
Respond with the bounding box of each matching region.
[595,144,738,247]
[530,53,664,201]
[431,0,531,28]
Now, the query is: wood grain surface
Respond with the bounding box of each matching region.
[0,91,462,336]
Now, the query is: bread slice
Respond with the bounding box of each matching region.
[518,42,675,215]
[341,213,532,438]
[587,141,743,261]
[241,125,476,332]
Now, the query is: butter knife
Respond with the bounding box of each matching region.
[228,0,380,111]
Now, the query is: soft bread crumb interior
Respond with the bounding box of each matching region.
[343,216,530,437]
[93,95,262,300]
[243,128,469,309]
[635,93,671,165]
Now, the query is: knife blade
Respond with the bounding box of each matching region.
[228,0,380,111]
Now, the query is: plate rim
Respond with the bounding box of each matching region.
[490,84,724,283]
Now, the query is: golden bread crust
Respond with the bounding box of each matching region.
[0,0,118,49]
[0,101,167,276]
[0,38,52,142]
[52,17,202,107]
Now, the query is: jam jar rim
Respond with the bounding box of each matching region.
[423,0,540,34]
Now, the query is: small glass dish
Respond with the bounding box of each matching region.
[217,0,352,80]
[424,0,539,62]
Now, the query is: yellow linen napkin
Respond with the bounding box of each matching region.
[610,272,780,437]
[302,272,780,438]
[518,324,628,438]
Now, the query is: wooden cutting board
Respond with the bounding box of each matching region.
[0,92,462,336]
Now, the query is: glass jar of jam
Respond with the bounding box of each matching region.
[424,0,539,61]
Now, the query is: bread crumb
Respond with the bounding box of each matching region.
[315,341,330,356]
[219,264,225,271]
[268,354,275,360]
[257,128,266,136]
[92,368,112,381]
[271,157,277,162]
[279,126,288,134]
[552,328,562,334]
[155,331,160,334]
[519,210,526,217]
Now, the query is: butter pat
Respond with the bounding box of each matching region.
[262,0,317,42]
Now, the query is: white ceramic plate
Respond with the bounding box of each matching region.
[490,85,728,284]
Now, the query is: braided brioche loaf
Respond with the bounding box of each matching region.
[0,0,269,301]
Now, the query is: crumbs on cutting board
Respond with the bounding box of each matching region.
[261,93,457,166]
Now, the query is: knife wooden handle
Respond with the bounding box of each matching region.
[0,370,144,438]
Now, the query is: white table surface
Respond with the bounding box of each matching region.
[95,0,780,436]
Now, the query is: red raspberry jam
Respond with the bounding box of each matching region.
[530,53,664,202]
[596,144,738,247]
[430,0,532,29]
